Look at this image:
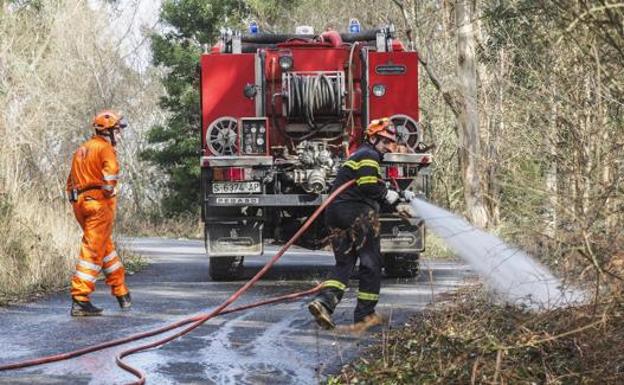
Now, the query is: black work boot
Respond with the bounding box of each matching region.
[116,293,132,309]
[308,300,335,330]
[71,299,103,317]
[308,288,343,330]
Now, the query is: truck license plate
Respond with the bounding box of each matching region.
[212,181,261,194]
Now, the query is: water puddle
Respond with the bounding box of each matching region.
[410,198,585,308]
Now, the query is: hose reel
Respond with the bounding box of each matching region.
[390,114,423,152]
[206,117,239,155]
[283,71,345,130]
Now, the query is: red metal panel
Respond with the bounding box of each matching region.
[264,47,361,79]
[367,51,419,122]
[201,53,256,152]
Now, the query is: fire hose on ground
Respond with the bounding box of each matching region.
[0,180,357,385]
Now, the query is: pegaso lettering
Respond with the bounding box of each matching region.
[215,197,260,205]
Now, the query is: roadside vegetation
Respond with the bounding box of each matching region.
[0,1,162,303]
[117,212,203,239]
[328,286,624,385]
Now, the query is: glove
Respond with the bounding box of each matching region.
[385,189,400,205]
[396,203,416,218]
[402,190,415,202]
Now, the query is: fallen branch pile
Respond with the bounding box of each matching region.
[330,287,624,385]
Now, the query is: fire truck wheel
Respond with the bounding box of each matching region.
[383,253,420,279]
[209,256,245,281]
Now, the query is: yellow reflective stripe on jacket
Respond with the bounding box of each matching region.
[357,291,379,301]
[343,159,380,173]
[322,280,346,291]
[356,176,379,185]
[344,160,358,170]
[357,159,380,173]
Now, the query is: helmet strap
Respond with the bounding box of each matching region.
[368,136,383,154]
[95,129,116,146]
[108,128,117,146]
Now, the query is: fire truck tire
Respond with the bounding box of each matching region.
[209,256,245,281]
[383,253,420,278]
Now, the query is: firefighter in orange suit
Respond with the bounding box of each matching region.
[66,110,131,316]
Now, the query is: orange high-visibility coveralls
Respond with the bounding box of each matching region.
[66,135,128,302]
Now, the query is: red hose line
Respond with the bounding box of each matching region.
[115,179,355,384]
[390,177,400,191]
[0,284,321,371]
[116,285,323,383]
[0,180,355,383]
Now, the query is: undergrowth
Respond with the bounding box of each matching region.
[328,287,624,385]
[117,211,202,239]
[0,195,78,305]
[0,194,148,305]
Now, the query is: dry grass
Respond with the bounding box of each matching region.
[423,232,457,260]
[117,246,149,276]
[0,193,148,306]
[328,287,624,385]
[117,212,203,239]
[0,194,79,305]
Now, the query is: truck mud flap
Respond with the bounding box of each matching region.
[206,220,263,257]
[379,216,425,253]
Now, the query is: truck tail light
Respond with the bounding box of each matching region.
[213,167,248,181]
[227,167,245,181]
[386,166,402,179]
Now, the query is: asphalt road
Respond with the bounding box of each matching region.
[0,237,473,385]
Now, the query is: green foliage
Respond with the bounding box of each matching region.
[246,0,301,30]
[142,0,246,215]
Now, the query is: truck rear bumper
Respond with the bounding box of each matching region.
[205,194,328,207]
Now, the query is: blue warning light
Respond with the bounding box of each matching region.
[249,21,259,34]
[349,18,361,33]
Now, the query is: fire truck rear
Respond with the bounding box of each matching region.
[200,24,432,280]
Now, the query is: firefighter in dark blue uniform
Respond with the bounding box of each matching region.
[308,118,400,331]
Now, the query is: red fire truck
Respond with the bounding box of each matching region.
[200,24,432,280]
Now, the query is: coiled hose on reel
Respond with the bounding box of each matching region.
[289,73,340,135]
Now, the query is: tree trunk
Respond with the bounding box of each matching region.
[455,0,488,228]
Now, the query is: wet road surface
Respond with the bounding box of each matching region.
[0,237,473,384]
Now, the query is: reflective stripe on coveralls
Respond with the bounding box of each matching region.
[78,259,102,272]
[103,250,118,263]
[322,280,346,291]
[104,261,123,275]
[103,174,119,181]
[357,291,380,301]
[74,271,98,283]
